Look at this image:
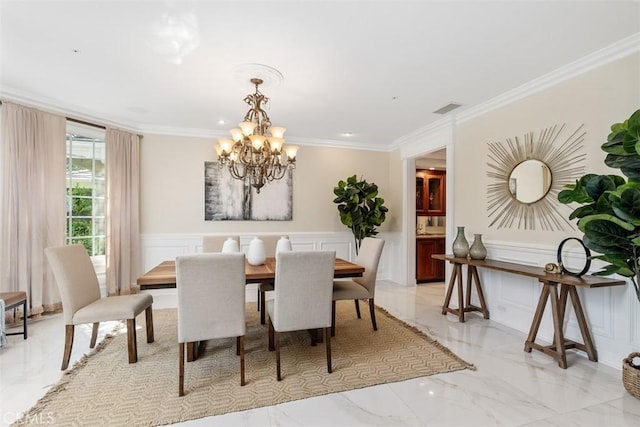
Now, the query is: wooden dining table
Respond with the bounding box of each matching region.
[136,257,365,290]
[136,256,365,361]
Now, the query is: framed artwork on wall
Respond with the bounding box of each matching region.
[204,162,293,221]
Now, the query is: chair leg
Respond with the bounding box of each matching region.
[61,324,75,370]
[325,327,332,374]
[239,335,246,386]
[89,322,99,348]
[354,299,361,318]
[260,290,266,325]
[179,342,185,397]
[275,330,282,381]
[369,298,377,331]
[145,306,155,343]
[126,319,138,364]
[331,301,336,337]
[236,336,241,356]
[268,317,275,351]
[311,328,317,346]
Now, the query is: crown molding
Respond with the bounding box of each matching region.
[455,32,640,125]
[0,87,141,133]
[390,116,454,149]
[395,32,640,149]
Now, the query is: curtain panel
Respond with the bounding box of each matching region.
[0,102,66,317]
[105,128,141,295]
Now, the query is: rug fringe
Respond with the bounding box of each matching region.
[374,305,477,371]
[12,322,124,426]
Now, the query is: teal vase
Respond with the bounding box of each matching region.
[469,234,487,260]
[452,226,469,258]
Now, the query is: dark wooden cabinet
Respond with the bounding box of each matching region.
[416,238,445,282]
[416,170,446,216]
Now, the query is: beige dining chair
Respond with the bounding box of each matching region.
[202,235,240,253]
[177,252,246,396]
[331,237,385,337]
[257,235,286,325]
[44,244,154,370]
[267,250,335,381]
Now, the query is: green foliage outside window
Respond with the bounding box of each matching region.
[68,185,97,254]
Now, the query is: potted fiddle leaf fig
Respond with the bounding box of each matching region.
[333,175,388,254]
[558,109,640,303]
[558,108,640,399]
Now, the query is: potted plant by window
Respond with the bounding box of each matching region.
[333,175,388,254]
[558,108,640,399]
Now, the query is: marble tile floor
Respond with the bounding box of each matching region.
[1,281,640,426]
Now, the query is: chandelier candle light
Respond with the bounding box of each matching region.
[215,78,298,193]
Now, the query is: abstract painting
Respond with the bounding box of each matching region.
[204,161,293,221]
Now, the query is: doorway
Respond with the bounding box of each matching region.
[415,149,447,284]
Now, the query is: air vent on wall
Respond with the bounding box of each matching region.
[433,102,462,115]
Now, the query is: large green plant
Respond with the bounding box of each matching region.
[558,109,640,303]
[333,175,388,253]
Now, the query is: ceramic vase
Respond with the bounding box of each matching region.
[452,226,469,258]
[247,237,266,265]
[469,234,487,260]
[221,237,240,253]
[276,236,292,255]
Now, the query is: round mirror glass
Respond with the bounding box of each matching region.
[508,159,552,204]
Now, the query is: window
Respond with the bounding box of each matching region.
[66,122,105,257]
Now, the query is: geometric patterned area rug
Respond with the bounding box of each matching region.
[15,302,474,426]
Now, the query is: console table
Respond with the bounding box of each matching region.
[432,254,626,368]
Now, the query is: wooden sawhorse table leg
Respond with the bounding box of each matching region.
[442,262,490,322]
[524,281,598,369]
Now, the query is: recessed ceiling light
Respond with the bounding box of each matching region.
[341,132,353,137]
[218,119,225,125]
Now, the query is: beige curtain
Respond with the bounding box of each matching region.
[105,128,140,295]
[0,102,66,317]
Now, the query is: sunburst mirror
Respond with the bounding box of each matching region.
[486,123,586,230]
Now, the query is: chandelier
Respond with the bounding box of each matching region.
[215,78,298,193]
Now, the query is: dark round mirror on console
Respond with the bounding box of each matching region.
[557,237,591,276]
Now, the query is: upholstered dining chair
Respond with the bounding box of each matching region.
[331,237,385,337]
[202,235,240,253]
[176,252,246,396]
[257,235,287,325]
[266,250,335,381]
[44,244,154,370]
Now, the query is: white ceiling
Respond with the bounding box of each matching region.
[1,1,639,151]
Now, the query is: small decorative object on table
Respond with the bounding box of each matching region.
[556,237,591,277]
[276,236,292,254]
[623,353,640,400]
[469,234,487,260]
[452,226,469,258]
[222,237,240,253]
[247,237,266,265]
[544,263,563,274]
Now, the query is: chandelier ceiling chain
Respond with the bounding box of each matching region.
[215,78,298,193]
